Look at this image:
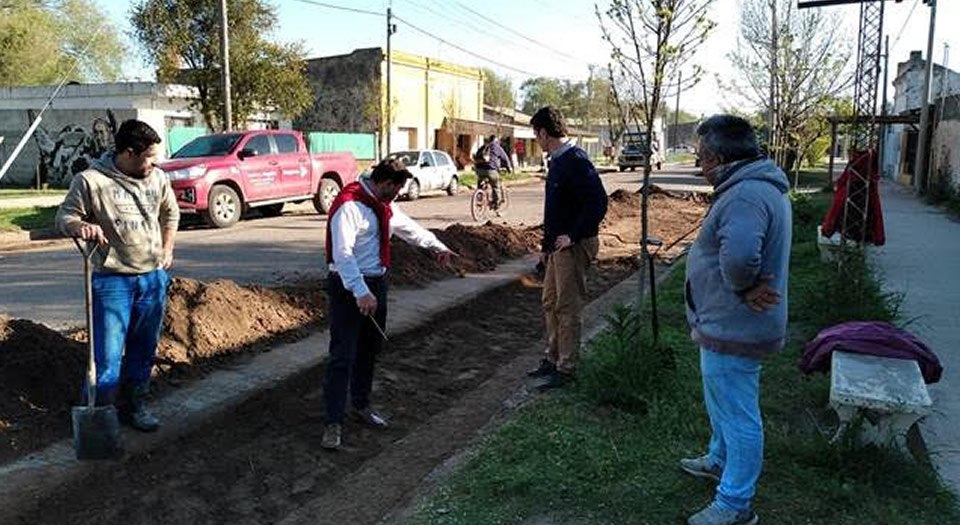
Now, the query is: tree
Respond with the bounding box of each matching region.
[482,68,515,110]
[520,77,565,115]
[131,0,312,131]
[724,0,852,174]
[0,0,125,86]
[599,0,716,343]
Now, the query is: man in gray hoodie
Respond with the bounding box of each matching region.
[681,115,792,525]
[56,119,179,432]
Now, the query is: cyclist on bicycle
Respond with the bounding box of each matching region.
[473,135,512,212]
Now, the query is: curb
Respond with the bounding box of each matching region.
[0,255,538,522]
[0,230,64,252]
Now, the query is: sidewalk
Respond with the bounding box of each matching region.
[871,181,960,497]
[0,194,65,209]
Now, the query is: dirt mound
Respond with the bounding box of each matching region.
[600,188,710,259]
[0,316,84,453]
[389,222,541,287]
[159,278,324,366]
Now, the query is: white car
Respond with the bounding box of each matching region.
[387,149,460,200]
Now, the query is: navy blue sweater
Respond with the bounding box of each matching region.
[542,145,608,253]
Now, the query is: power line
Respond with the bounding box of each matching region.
[392,13,544,77]
[287,0,587,81]
[448,0,590,65]
[401,0,547,62]
[289,0,384,17]
[891,0,921,52]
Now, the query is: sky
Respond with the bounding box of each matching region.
[95,0,958,117]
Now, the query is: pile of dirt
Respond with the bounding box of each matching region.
[0,200,703,464]
[0,316,84,457]
[600,188,710,259]
[158,278,325,367]
[389,222,541,287]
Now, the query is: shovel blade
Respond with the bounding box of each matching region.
[72,405,123,460]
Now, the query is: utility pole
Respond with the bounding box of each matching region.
[385,4,397,157]
[219,0,233,131]
[673,71,682,149]
[768,0,778,163]
[914,0,937,193]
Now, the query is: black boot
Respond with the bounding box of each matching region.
[118,383,160,433]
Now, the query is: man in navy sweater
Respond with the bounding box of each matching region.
[527,106,608,390]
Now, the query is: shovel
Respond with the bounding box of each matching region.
[71,238,122,460]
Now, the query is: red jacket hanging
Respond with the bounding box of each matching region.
[820,149,885,246]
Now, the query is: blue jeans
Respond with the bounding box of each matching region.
[91,269,169,405]
[700,347,764,512]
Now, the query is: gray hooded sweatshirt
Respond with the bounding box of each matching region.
[56,153,180,274]
[685,157,792,357]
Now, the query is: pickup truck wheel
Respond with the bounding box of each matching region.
[618,165,626,172]
[260,203,284,217]
[406,179,421,201]
[204,185,242,228]
[314,178,341,215]
[446,176,459,196]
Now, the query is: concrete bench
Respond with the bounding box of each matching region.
[829,351,933,451]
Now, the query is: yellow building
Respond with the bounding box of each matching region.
[297,47,485,166]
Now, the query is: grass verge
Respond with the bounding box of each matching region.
[401,193,958,525]
[0,207,58,233]
[458,170,537,190]
[0,189,67,200]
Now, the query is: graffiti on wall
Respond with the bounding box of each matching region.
[32,110,117,187]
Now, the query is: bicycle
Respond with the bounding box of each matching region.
[470,171,510,222]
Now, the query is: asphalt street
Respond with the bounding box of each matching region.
[0,166,707,328]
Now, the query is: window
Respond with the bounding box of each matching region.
[275,134,299,154]
[434,151,452,166]
[172,134,243,158]
[245,135,272,156]
[421,151,436,167]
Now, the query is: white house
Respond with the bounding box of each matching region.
[0,82,287,188]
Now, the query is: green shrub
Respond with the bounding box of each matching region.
[577,304,677,414]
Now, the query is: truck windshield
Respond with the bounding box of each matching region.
[172,134,244,158]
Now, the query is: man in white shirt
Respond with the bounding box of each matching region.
[322,158,454,450]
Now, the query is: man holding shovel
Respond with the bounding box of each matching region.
[322,158,454,450]
[56,119,178,433]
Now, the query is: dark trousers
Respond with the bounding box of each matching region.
[324,273,388,424]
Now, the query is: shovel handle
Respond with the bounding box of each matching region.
[73,238,98,409]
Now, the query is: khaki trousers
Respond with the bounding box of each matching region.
[542,236,599,373]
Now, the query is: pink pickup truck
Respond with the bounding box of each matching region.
[159,130,358,228]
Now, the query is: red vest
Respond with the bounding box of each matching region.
[325,182,393,267]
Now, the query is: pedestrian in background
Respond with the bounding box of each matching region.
[56,119,179,432]
[681,115,792,525]
[526,106,608,391]
[322,158,455,450]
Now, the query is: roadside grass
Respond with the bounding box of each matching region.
[0,207,59,233]
[790,166,833,192]
[402,193,958,525]
[0,188,67,200]
[457,170,538,190]
[666,152,696,164]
